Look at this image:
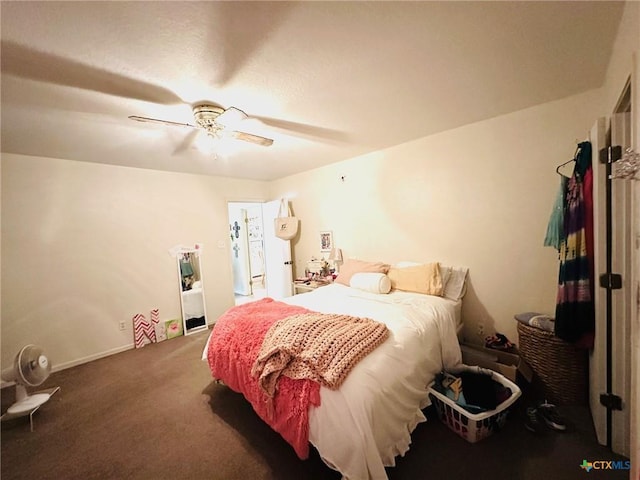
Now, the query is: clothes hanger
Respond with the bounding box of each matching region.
[555,158,575,177]
[556,145,580,177]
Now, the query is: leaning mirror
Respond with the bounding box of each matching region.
[177,250,208,335]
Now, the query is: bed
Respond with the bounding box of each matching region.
[204,263,466,480]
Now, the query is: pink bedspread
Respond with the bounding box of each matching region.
[207,298,321,459]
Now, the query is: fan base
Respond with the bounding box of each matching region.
[7,393,52,415]
[1,386,60,431]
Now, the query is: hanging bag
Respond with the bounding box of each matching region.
[274,198,299,240]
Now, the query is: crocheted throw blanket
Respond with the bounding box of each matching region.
[252,312,389,398]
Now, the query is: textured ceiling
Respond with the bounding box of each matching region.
[0,1,624,181]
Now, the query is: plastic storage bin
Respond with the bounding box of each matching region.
[428,365,521,443]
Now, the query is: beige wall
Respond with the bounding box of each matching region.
[601,0,639,114]
[270,89,603,344]
[0,154,268,371]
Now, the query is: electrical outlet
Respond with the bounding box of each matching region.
[119,320,126,331]
[476,323,485,338]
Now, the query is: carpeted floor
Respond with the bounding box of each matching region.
[1,330,630,480]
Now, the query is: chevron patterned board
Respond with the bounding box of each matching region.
[133,313,157,348]
[151,308,167,342]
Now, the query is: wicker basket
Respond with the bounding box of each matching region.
[517,322,588,405]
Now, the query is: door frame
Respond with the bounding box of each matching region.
[628,52,639,480]
[226,198,294,302]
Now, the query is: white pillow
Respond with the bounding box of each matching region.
[441,265,469,301]
[350,272,392,294]
[439,265,453,289]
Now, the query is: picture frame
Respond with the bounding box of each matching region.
[320,231,333,252]
[165,318,184,339]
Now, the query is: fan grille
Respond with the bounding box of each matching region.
[16,345,50,387]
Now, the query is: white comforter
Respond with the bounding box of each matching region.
[282,283,462,480]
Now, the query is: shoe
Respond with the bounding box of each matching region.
[524,407,545,433]
[537,402,567,431]
[484,333,515,351]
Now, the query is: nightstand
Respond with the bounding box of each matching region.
[293,281,330,295]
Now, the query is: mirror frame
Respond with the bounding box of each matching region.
[177,248,208,335]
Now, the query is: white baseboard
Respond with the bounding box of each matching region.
[52,343,135,372]
[1,343,135,389]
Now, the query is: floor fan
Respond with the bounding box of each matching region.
[1,345,59,430]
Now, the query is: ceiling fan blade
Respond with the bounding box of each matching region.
[215,107,248,129]
[205,2,295,86]
[1,40,182,105]
[232,131,274,147]
[253,116,349,143]
[173,129,202,156]
[128,115,197,129]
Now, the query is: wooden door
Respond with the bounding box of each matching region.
[590,110,634,459]
[590,117,608,447]
[229,206,252,296]
[610,112,632,458]
[262,199,294,299]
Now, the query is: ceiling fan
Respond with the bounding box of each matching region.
[128,104,274,147]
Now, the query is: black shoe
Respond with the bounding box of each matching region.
[537,402,567,431]
[524,407,545,433]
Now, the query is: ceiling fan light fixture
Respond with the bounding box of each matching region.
[193,132,217,154]
[192,104,247,140]
[193,104,225,130]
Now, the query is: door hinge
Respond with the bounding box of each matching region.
[599,273,622,290]
[284,260,293,265]
[600,393,623,411]
[599,145,623,164]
